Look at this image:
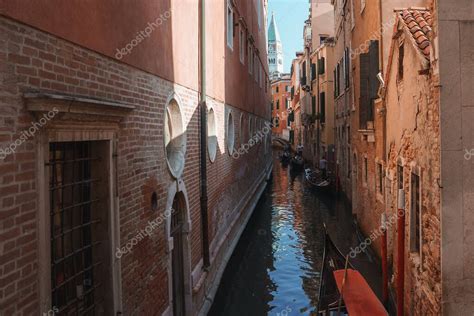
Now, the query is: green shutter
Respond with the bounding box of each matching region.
[359,52,370,129]
[318,57,325,75]
[368,40,380,121]
[320,92,326,123]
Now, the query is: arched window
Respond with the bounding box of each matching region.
[208,108,217,162]
[165,94,186,178]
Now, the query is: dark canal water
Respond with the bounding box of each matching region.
[208,155,383,316]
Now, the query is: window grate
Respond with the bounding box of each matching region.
[49,141,102,315]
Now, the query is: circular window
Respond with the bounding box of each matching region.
[208,107,217,162]
[164,94,186,178]
[227,111,235,155]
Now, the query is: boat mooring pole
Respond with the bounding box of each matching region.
[381,213,388,304]
[396,189,405,316]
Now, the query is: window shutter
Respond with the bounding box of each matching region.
[368,40,380,121]
[312,96,316,115]
[345,48,350,88]
[288,111,294,122]
[311,63,316,80]
[320,92,326,123]
[318,57,325,75]
[301,61,307,86]
[359,52,370,129]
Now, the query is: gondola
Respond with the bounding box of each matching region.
[317,227,388,316]
[305,168,330,191]
[317,228,352,315]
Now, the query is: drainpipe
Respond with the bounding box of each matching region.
[379,0,386,162]
[199,0,210,269]
[396,189,405,316]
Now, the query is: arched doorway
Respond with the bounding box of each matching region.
[165,180,192,316]
[171,193,186,316]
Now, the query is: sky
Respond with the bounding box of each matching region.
[267,0,310,73]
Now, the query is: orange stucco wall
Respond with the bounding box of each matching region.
[0,0,269,118]
[271,79,290,135]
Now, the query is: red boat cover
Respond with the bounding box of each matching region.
[333,269,388,316]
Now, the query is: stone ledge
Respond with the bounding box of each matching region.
[23,91,135,121]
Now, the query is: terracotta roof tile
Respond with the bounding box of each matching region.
[413,30,425,39]
[397,8,432,59]
[419,41,430,50]
[411,26,422,34]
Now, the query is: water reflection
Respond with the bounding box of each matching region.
[209,155,381,316]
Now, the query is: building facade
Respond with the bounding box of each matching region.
[331,0,354,200]
[0,1,272,315]
[289,53,303,148]
[314,41,336,174]
[300,0,336,169]
[270,75,291,139]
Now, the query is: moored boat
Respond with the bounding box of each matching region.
[305,168,331,192]
[317,228,388,316]
[317,228,352,315]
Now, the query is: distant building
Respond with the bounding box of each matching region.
[289,52,304,147]
[268,12,284,80]
[301,0,336,169]
[271,74,291,140]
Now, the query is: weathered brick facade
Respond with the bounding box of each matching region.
[382,8,441,313]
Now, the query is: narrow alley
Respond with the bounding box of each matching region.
[209,154,382,315]
[0,0,472,315]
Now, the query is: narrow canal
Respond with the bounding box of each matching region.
[209,155,383,316]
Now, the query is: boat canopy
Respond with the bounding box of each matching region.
[333,269,388,316]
